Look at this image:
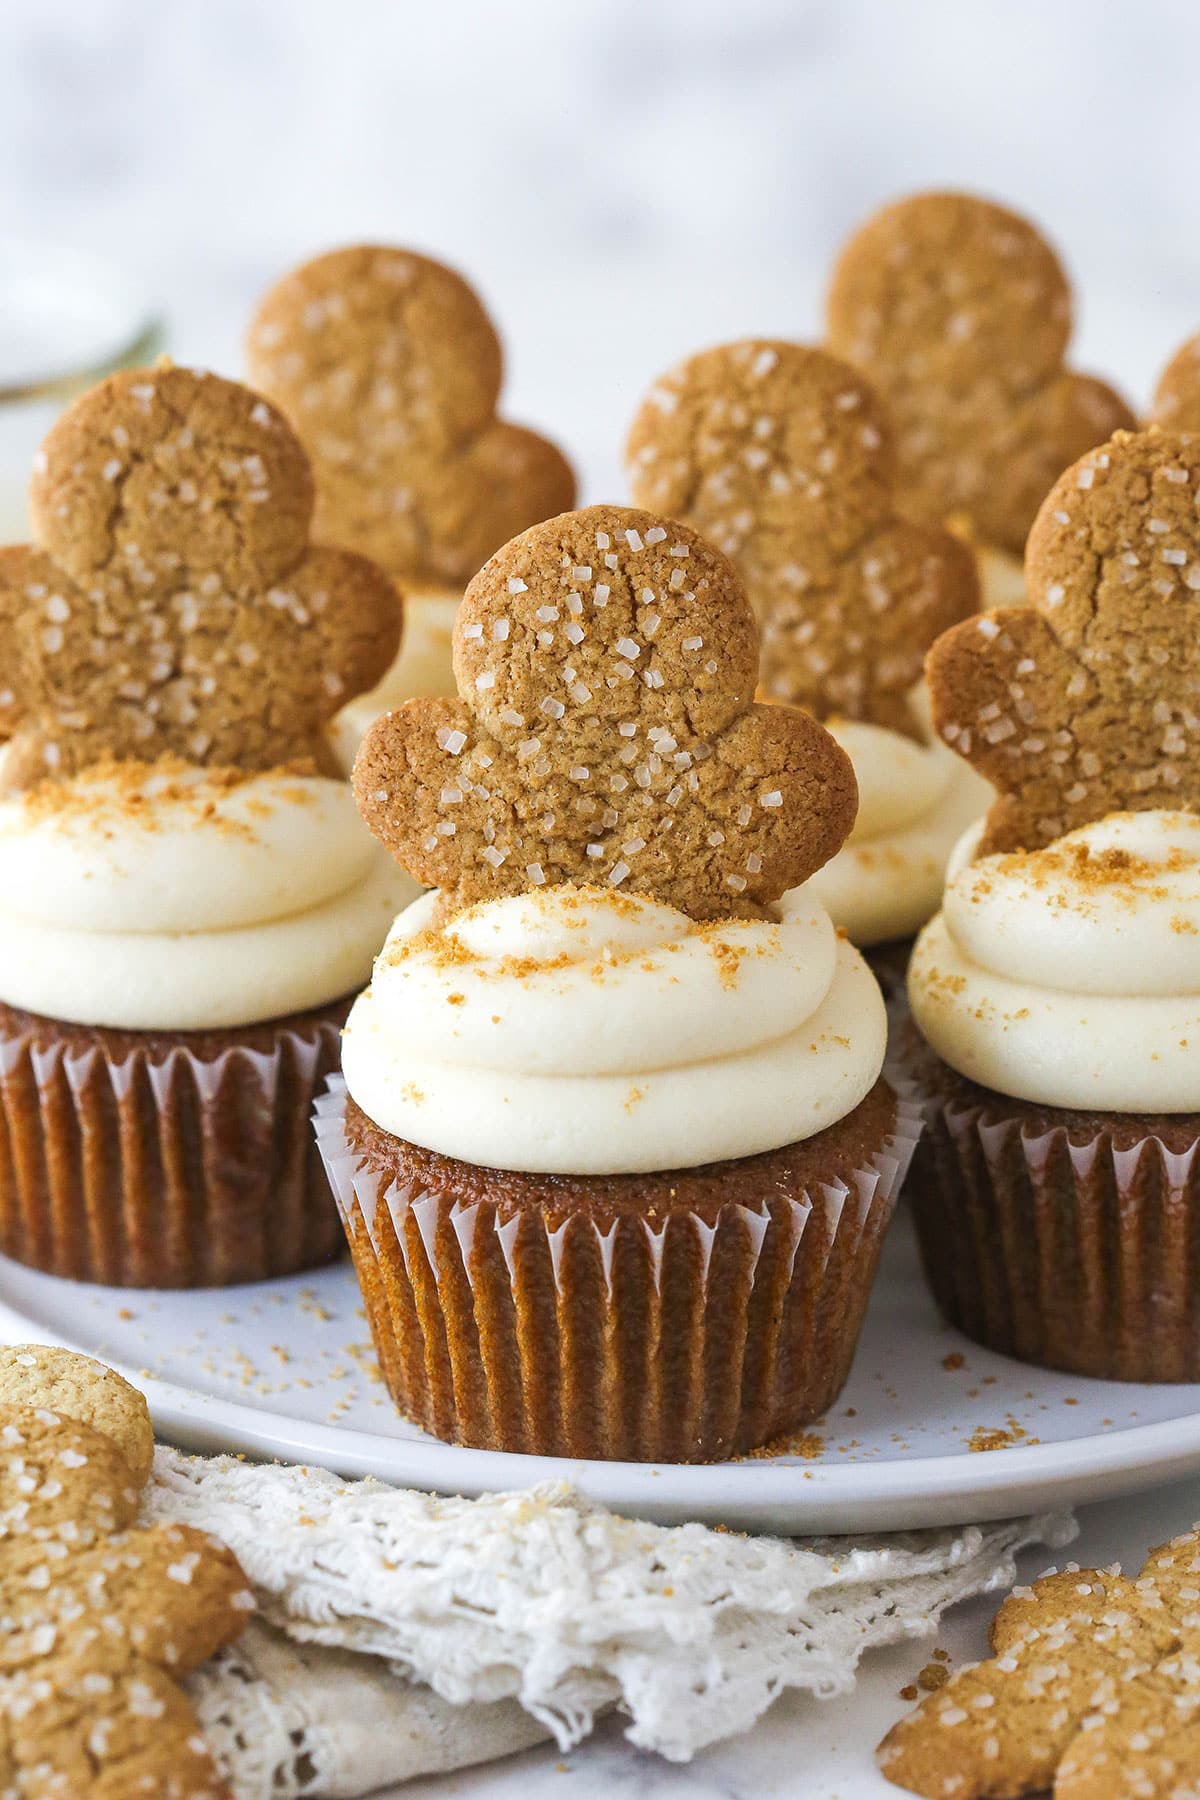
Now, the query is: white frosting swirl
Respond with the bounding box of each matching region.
[809,695,993,946]
[342,883,887,1174]
[909,810,1200,1112]
[0,765,418,1030]
[333,588,459,770]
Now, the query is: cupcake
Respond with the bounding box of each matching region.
[626,339,989,987]
[825,191,1135,607]
[315,505,921,1461]
[245,246,576,766]
[907,425,1200,1381]
[0,364,416,1287]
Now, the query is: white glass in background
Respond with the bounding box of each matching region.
[0,242,162,543]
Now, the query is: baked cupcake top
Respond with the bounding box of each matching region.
[909,426,1200,1111]
[246,246,577,591]
[0,365,412,1029]
[826,191,1135,558]
[625,340,987,947]
[345,503,888,1173]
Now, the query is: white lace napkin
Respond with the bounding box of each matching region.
[143,1447,1075,1797]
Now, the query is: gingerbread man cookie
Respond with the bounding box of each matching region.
[927,427,1200,855]
[0,363,401,789]
[878,1528,1200,1799]
[826,192,1136,556]
[354,505,858,920]
[246,246,577,589]
[0,1342,252,1797]
[1151,331,1200,433]
[626,340,978,735]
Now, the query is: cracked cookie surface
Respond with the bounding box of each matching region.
[0,363,401,787]
[626,339,977,732]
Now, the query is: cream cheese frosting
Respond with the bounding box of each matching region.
[341,882,887,1175]
[333,588,459,771]
[808,691,993,947]
[0,763,419,1030]
[909,810,1200,1112]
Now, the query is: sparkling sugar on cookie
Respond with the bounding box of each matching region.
[626,338,978,732]
[351,503,859,920]
[0,362,400,788]
[879,1525,1200,1799]
[927,427,1200,854]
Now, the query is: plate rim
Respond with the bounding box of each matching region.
[3,1285,1200,1529]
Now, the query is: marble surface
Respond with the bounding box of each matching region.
[379,1475,1200,1798]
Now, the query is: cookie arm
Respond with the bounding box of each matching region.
[293,546,403,717]
[353,696,485,889]
[926,606,1088,852]
[688,703,859,913]
[839,519,980,736]
[0,546,45,738]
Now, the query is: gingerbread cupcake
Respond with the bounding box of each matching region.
[907,426,1200,1381]
[0,364,415,1286]
[826,191,1135,606]
[246,246,576,765]
[627,340,989,977]
[314,504,921,1461]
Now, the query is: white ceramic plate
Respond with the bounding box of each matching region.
[1,1210,1198,1533]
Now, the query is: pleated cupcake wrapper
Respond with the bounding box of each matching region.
[314,1079,923,1462]
[909,1085,1200,1381]
[0,1015,345,1288]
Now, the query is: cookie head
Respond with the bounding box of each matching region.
[626,340,978,735]
[354,505,858,920]
[928,427,1200,853]
[826,191,1136,554]
[1152,331,1200,433]
[0,363,401,787]
[247,245,577,587]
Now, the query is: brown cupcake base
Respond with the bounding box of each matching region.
[908,1032,1200,1381]
[315,1077,920,1462]
[0,998,350,1288]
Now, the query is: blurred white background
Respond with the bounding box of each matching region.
[1,0,1197,494]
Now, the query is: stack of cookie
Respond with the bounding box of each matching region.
[0,1341,252,1793]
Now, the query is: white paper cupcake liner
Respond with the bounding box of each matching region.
[314,1079,922,1461]
[909,1077,1200,1381]
[0,1007,346,1286]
